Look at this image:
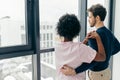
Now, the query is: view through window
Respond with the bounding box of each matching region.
[0,0,27,47]
[0,55,32,80]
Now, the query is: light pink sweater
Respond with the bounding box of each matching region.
[55,41,96,80]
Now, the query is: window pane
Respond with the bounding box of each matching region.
[0,0,27,47]
[40,0,78,80]
[40,0,78,49]
[40,52,56,80]
[0,55,32,80]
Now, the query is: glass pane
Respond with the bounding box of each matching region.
[40,52,56,80]
[40,0,78,80]
[40,0,78,49]
[87,0,110,33]
[0,55,32,80]
[0,0,27,47]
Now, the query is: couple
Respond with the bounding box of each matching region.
[55,4,120,80]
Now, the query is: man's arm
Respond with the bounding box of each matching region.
[75,61,97,73]
[60,62,97,76]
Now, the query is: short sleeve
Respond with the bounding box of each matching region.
[79,43,96,63]
[112,37,120,55]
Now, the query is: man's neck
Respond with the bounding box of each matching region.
[95,21,104,29]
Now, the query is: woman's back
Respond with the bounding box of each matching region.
[55,41,96,80]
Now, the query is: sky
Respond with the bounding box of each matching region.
[40,0,78,23]
[0,0,78,23]
[0,0,107,23]
[0,0,25,20]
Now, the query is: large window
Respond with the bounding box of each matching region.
[39,0,78,80]
[0,0,117,80]
[0,0,35,54]
[0,0,39,80]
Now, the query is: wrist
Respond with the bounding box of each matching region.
[71,69,76,75]
[75,68,79,74]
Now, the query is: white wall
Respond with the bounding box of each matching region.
[112,0,120,80]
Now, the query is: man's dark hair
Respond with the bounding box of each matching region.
[88,4,107,21]
[56,14,81,41]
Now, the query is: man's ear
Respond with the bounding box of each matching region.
[96,15,101,21]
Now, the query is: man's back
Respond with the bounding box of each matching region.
[88,26,120,71]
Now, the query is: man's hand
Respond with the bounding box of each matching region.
[60,65,76,76]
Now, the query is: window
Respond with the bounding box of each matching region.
[40,0,78,80]
[0,0,35,54]
[0,0,116,80]
[0,0,39,80]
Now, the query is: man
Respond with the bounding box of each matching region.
[60,4,120,80]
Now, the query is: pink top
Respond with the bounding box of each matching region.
[55,41,96,80]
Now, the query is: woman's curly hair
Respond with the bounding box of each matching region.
[56,14,81,40]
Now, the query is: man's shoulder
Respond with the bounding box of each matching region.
[97,27,112,34]
[96,27,113,38]
[96,27,105,33]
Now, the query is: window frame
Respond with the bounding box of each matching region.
[0,0,114,80]
[0,0,39,59]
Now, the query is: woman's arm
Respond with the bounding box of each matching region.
[89,31,106,61]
